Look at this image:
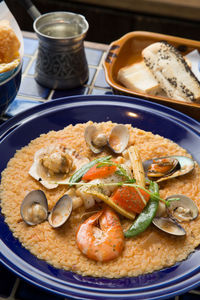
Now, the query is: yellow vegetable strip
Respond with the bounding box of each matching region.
[84,189,136,220]
[128,146,147,205]
[134,186,147,206]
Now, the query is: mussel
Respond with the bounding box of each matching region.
[84,124,129,154]
[20,190,72,228]
[143,155,194,182]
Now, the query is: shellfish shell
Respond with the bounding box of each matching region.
[20,190,48,226]
[166,194,199,222]
[108,124,129,154]
[143,155,195,183]
[48,194,72,228]
[84,125,107,154]
[152,216,186,236]
[21,190,73,228]
[29,145,89,189]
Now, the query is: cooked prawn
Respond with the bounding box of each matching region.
[76,206,124,262]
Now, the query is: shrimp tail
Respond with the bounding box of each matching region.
[76,206,124,262]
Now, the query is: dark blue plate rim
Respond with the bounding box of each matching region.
[0,95,199,136]
[0,94,200,300]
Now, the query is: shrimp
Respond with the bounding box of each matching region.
[76,206,124,262]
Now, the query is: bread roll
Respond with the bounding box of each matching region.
[142,41,200,103]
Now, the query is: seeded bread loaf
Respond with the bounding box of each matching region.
[142,41,200,103]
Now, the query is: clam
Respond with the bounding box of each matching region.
[152,194,198,236]
[29,145,89,189]
[166,194,199,222]
[21,190,72,228]
[48,194,72,228]
[84,125,107,154]
[152,217,186,236]
[155,201,167,217]
[20,190,48,226]
[143,156,194,182]
[84,124,129,154]
[108,124,129,154]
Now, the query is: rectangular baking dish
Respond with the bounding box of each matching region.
[103,31,200,121]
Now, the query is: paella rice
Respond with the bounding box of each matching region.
[1,121,200,278]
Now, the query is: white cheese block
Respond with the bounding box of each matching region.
[117,61,161,95]
[118,61,145,76]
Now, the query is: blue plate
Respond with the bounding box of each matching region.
[0,95,200,300]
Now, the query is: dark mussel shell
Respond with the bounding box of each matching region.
[143,156,194,183]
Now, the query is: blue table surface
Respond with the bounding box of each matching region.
[0,32,200,300]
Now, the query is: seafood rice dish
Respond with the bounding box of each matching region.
[1,121,200,278]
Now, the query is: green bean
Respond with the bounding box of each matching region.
[124,181,159,238]
[69,156,112,184]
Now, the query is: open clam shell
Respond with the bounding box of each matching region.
[143,155,195,183]
[152,216,186,236]
[20,190,48,226]
[84,124,129,154]
[108,124,129,154]
[166,194,199,222]
[48,194,72,228]
[84,125,107,154]
[29,145,89,189]
[21,190,73,228]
